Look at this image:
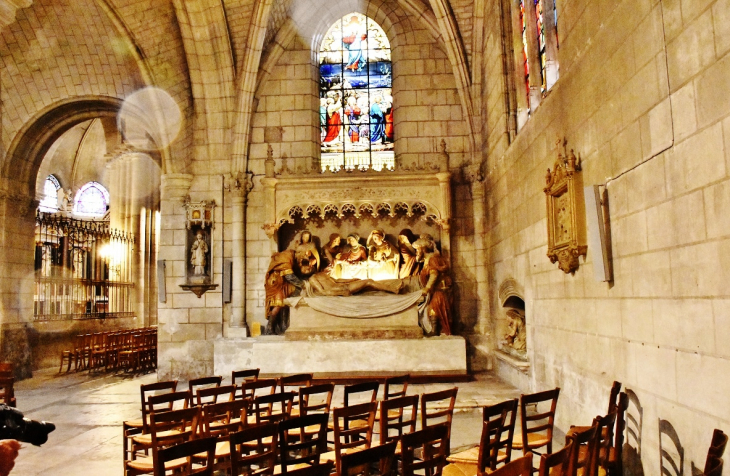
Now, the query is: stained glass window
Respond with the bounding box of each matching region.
[74,182,109,217]
[319,13,394,171]
[39,175,60,212]
[554,0,559,49]
[535,0,547,94]
[519,0,531,108]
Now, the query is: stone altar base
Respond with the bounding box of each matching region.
[214,335,468,378]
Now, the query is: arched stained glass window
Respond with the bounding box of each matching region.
[519,0,531,109]
[535,0,547,94]
[319,13,394,171]
[74,182,109,217]
[39,175,61,212]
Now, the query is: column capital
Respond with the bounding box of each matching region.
[160,174,194,201]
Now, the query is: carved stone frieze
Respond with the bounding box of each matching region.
[544,138,587,274]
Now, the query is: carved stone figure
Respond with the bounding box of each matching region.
[264,249,304,334]
[503,308,526,353]
[306,271,403,297]
[412,234,452,336]
[294,230,319,277]
[332,233,368,279]
[367,229,399,279]
[322,233,343,269]
[190,232,208,275]
[397,229,420,279]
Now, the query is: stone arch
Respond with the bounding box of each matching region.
[498,277,525,308]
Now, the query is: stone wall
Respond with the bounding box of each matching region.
[484,0,730,473]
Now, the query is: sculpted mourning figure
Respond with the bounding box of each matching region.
[322,233,343,271]
[264,249,305,334]
[412,234,453,336]
[332,233,368,279]
[397,229,420,279]
[503,309,526,354]
[367,229,399,279]
[294,230,320,278]
[190,232,208,275]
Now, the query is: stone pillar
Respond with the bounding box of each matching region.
[226,172,253,337]
[464,163,488,334]
[436,171,452,261]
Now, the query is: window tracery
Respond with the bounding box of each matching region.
[319,13,394,172]
[39,175,61,213]
[74,181,109,217]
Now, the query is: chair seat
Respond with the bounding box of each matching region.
[194,441,230,459]
[320,447,360,463]
[274,462,312,474]
[447,446,479,464]
[124,418,144,429]
[511,432,549,449]
[443,462,494,476]
[287,424,323,436]
[126,455,189,472]
[132,429,184,446]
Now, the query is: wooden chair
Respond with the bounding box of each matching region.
[565,422,599,476]
[187,376,222,405]
[594,411,617,476]
[379,395,419,448]
[401,424,449,476]
[59,334,84,372]
[486,454,532,476]
[124,380,179,462]
[705,429,728,473]
[196,399,249,473]
[154,436,217,476]
[0,363,15,408]
[344,381,380,407]
[125,406,202,476]
[288,383,334,441]
[566,382,621,439]
[703,456,723,476]
[279,413,329,474]
[284,462,335,476]
[605,392,628,476]
[537,440,573,476]
[279,373,313,416]
[658,419,683,476]
[195,384,236,406]
[383,374,409,400]
[444,411,506,476]
[421,388,458,456]
[252,391,295,424]
[340,440,398,476]
[243,378,278,400]
[229,422,279,476]
[486,399,518,466]
[327,401,378,475]
[513,388,559,457]
[232,368,260,399]
[130,391,191,460]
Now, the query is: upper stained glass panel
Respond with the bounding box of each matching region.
[319,13,394,171]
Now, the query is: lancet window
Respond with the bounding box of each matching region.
[39,175,61,213]
[319,13,394,171]
[74,181,109,217]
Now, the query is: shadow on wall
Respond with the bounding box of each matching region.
[623,388,645,476]
[659,418,684,476]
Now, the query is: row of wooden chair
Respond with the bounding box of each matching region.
[123,371,459,476]
[59,327,157,373]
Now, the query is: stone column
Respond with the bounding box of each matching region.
[464,163,488,334]
[226,172,253,337]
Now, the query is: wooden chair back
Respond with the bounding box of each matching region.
[607,392,629,475]
[477,409,507,473]
[517,387,560,455]
[253,391,295,424]
[146,391,191,433]
[487,453,533,476]
[195,384,236,406]
[139,381,178,427]
[704,456,724,476]
[153,436,217,476]
[278,373,313,393]
[659,419,684,476]
[607,381,622,414]
[243,378,278,400]
[278,413,329,473]
[333,401,378,474]
[340,440,398,476]
[538,439,573,476]
[344,381,380,406]
[199,398,249,439]
[593,411,617,476]
[421,387,458,455]
[705,429,728,473]
[229,422,280,476]
[232,368,260,399]
[298,383,334,416]
[565,422,598,476]
[383,374,409,400]
[379,394,418,446]
[484,398,518,466]
[148,406,203,469]
[188,376,222,405]
[401,424,449,476]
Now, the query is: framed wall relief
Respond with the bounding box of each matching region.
[180,198,218,297]
[544,141,587,274]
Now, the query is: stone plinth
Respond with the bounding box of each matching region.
[285,303,422,340]
[214,335,468,377]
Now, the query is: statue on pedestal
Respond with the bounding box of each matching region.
[190,232,209,275]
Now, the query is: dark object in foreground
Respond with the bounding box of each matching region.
[0,404,55,446]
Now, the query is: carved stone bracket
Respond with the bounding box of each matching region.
[544,138,587,274]
[463,162,484,184]
[183,197,216,230]
[262,222,281,238]
[224,171,254,200]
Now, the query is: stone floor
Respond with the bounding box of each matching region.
[11,369,526,476]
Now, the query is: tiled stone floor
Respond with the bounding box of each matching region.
[11,369,523,475]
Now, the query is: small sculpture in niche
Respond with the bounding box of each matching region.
[190,231,209,276]
[412,234,452,336]
[397,229,420,279]
[502,308,527,356]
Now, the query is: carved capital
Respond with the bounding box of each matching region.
[224,171,254,200]
[548,245,588,274]
[160,174,194,202]
[262,222,281,238]
[463,162,484,183]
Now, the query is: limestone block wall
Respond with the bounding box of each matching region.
[484,0,730,473]
[245,12,474,335]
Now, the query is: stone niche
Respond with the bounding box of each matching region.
[214,161,468,377]
[494,278,530,389]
